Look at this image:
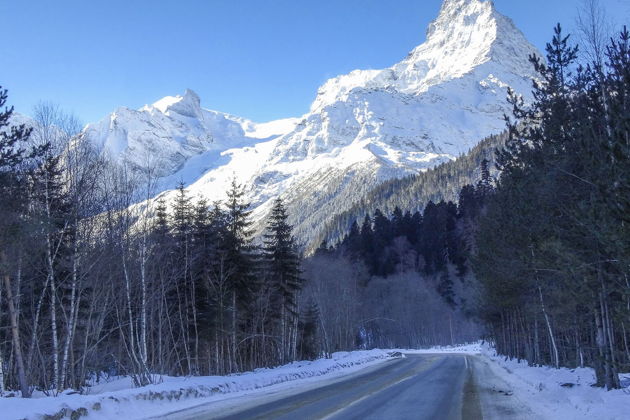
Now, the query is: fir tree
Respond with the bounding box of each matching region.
[359,215,374,261]
[263,198,302,363]
[222,178,255,370]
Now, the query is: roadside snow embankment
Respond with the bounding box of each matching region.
[2,350,396,420]
[478,343,630,420]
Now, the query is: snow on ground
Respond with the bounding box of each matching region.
[399,342,630,420]
[3,343,628,419]
[477,343,630,420]
[0,350,395,420]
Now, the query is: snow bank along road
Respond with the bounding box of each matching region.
[161,354,535,420]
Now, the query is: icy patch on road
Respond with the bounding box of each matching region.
[1,350,396,420]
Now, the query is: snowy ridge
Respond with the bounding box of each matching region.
[80,90,295,179]
[79,0,542,247]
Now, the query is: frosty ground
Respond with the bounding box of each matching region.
[2,343,629,420]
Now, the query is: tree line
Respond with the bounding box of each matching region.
[473,26,630,389]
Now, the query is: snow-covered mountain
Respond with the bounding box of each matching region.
[80,89,299,179]
[80,0,541,248]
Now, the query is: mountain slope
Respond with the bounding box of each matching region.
[312,131,508,253]
[80,0,541,249]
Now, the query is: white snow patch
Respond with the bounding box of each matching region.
[243,117,301,139]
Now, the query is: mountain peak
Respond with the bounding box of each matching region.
[400,0,536,89]
[440,0,492,9]
[428,0,495,38]
[149,89,202,117]
[310,0,537,112]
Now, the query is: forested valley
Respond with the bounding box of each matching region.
[326,24,630,390]
[0,24,628,398]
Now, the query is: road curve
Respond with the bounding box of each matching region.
[167,354,486,420]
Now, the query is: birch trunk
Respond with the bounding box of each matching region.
[2,259,30,397]
[60,239,79,390]
[47,245,59,391]
[231,291,237,372]
[538,286,559,368]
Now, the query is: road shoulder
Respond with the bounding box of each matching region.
[471,355,543,420]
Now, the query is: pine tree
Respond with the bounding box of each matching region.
[476,158,494,199]
[359,215,374,262]
[263,197,302,363]
[0,87,47,398]
[190,198,213,350]
[172,183,192,243]
[343,221,361,258]
[391,207,405,238]
[222,178,254,371]
[314,240,330,256]
[372,209,393,275]
[169,183,197,374]
[153,199,170,238]
[601,27,630,221]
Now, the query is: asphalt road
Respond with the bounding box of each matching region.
[168,354,487,420]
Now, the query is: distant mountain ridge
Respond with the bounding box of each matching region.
[74,0,540,249]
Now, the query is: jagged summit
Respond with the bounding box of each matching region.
[436,0,493,15]
[311,0,536,112]
[421,0,498,53]
[80,88,299,179]
[147,89,202,117]
[413,0,536,84]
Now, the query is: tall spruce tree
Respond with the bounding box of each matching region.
[223,178,254,371]
[263,198,302,363]
[170,183,196,374]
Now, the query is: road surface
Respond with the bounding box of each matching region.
[160,354,536,420]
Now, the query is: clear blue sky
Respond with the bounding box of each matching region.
[1,0,628,124]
